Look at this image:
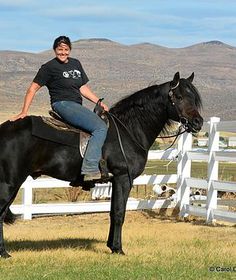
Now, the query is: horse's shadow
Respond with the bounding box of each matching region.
[6,238,103,252]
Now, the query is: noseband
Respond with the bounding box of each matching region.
[168,82,189,130]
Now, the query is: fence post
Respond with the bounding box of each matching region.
[22,177,33,220]
[176,131,192,217]
[206,117,220,224]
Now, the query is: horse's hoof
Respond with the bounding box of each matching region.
[112,249,125,255]
[0,251,11,258]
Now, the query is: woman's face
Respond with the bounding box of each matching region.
[54,43,71,63]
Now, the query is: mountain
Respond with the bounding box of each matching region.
[0,39,236,122]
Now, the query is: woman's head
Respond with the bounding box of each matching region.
[53,36,71,63]
[53,36,72,50]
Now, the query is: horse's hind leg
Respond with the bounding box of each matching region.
[0,207,12,258]
[0,183,19,258]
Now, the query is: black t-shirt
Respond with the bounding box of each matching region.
[33,57,89,104]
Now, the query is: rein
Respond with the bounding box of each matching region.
[108,112,133,187]
[107,110,186,188]
[97,82,189,187]
[107,81,190,150]
[108,112,146,151]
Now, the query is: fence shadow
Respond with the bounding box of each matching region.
[6,237,103,252]
[141,205,180,221]
[140,208,231,227]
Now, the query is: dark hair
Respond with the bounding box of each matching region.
[53,36,72,50]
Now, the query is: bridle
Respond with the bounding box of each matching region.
[99,80,192,153]
[168,81,189,131]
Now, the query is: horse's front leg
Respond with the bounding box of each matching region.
[107,174,132,255]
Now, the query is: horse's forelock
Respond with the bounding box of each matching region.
[181,79,203,110]
[192,84,203,110]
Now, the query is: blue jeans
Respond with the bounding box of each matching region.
[52,101,108,174]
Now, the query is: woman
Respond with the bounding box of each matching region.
[11,35,110,181]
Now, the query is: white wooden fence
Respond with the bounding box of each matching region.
[177,117,236,224]
[10,117,236,223]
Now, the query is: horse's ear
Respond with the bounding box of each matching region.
[187,72,194,83]
[170,72,180,89]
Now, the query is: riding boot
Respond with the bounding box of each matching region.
[83,159,113,182]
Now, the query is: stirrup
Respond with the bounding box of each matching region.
[83,172,113,183]
[99,159,111,178]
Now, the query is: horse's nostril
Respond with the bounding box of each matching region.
[180,117,188,125]
[193,117,203,128]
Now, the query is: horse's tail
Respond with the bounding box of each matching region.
[4,208,17,224]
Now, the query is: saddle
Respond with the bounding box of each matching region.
[41,99,109,157]
[42,111,90,157]
[31,100,110,184]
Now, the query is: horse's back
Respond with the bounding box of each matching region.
[0,117,32,138]
[0,118,34,158]
[0,116,81,183]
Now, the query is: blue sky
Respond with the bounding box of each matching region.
[1,0,236,52]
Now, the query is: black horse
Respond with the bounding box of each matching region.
[0,72,203,258]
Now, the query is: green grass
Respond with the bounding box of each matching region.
[1,258,233,280]
[1,211,236,280]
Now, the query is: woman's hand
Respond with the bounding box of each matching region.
[100,102,109,112]
[80,84,109,111]
[9,82,41,122]
[9,112,27,121]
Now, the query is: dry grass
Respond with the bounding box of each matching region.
[1,210,236,280]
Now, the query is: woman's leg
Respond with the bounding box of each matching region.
[52,101,108,175]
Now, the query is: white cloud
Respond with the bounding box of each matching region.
[1,0,236,51]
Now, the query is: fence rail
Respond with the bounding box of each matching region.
[177,117,236,223]
[11,117,236,223]
[11,170,177,220]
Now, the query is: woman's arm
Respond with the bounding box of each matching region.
[10,82,41,121]
[80,84,109,111]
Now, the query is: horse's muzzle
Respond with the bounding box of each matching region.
[187,115,203,133]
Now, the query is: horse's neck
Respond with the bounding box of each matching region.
[130,113,167,150]
[116,102,167,151]
[111,83,170,151]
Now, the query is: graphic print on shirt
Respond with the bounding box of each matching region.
[63,69,81,79]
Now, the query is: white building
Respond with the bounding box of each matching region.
[198,138,227,148]
[228,136,236,147]
[197,138,208,147]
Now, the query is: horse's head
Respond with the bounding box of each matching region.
[168,72,203,133]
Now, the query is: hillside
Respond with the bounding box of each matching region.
[0,39,236,122]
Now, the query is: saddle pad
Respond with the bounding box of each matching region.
[31,116,80,148]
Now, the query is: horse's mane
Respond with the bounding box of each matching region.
[109,83,172,135]
[109,78,202,136]
[110,78,202,114]
[110,85,160,116]
[110,85,164,118]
